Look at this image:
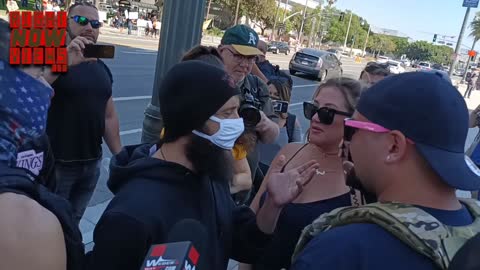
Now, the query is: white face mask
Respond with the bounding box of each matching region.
[192,116,245,150]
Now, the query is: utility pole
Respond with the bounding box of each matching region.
[308,16,317,48]
[141,0,207,143]
[206,0,212,19]
[234,0,241,25]
[298,0,308,44]
[271,0,281,41]
[449,7,471,77]
[343,11,353,50]
[363,24,371,57]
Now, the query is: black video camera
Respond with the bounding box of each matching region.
[239,92,261,128]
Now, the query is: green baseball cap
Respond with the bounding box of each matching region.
[221,25,263,56]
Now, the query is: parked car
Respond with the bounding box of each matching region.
[267,41,290,55]
[401,59,411,67]
[454,69,466,77]
[387,60,405,74]
[289,48,343,81]
[417,62,431,71]
[377,55,389,63]
[326,48,343,59]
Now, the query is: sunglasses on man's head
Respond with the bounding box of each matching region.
[303,101,351,125]
[71,15,102,29]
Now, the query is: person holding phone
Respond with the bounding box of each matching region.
[258,79,302,176]
[43,2,122,225]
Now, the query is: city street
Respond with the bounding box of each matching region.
[80,31,480,254]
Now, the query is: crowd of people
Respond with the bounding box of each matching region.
[1,3,480,270]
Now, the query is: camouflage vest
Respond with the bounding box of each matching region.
[292,199,480,270]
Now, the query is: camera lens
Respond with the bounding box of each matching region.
[239,105,261,127]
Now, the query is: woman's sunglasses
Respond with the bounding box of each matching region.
[71,15,102,29]
[303,101,351,125]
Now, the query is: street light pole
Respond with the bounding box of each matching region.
[298,0,308,44]
[449,7,471,76]
[141,0,207,143]
[343,11,353,50]
[206,0,212,19]
[363,24,370,57]
[234,0,241,25]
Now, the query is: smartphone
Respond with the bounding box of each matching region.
[83,44,115,58]
[272,100,289,113]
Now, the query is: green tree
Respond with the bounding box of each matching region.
[404,41,435,61]
[243,0,277,35]
[468,12,480,63]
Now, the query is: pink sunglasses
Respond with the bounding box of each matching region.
[344,118,414,144]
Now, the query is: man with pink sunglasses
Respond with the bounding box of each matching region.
[291,72,480,270]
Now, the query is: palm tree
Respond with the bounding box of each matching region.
[462,11,480,82]
[470,12,480,52]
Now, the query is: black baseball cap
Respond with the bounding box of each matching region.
[357,72,480,191]
[221,25,263,56]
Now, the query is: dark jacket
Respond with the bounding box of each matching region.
[0,164,85,270]
[85,144,272,270]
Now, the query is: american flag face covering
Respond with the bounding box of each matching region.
[0,60,53,166]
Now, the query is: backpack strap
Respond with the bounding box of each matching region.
[293,201,480,269]
[286,113,296,143]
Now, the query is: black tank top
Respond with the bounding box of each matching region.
[256,144,352,270]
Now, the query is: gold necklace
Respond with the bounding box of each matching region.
[315,168,340,176]
[160,147,167,161]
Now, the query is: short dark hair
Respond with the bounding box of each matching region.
[181,45,224,68]
[359,62,390,79]
[68,1,97,14]
[0,19,10,62]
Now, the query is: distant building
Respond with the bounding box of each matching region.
[371,26,412,41]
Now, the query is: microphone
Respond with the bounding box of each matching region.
[140,219,207,270]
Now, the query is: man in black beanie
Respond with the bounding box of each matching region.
[86,61,319,270]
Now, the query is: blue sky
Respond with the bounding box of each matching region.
[334,0,480,50]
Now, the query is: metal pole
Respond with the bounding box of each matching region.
[271,0,281,41]
[363,25,370,57]
[462,39,478,83]
[298,0,308,43]
[206,0,212,19]
[308,16,316,48]
[234,0,241,25]
[283,0,289,22]
[449,7,471,76]
[343,11,353,50]
[141,0,207,143]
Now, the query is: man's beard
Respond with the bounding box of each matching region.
[344,151,378,204]
[186,134,234,182]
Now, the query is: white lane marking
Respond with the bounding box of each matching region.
[293,83,319,88]
[113,96,150,101]
[121,51,157,55]
[119,128,143,136]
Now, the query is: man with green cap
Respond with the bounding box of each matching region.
[218,25,280,192]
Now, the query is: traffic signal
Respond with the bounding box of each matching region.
[433,34,437,42]
[339,12,345,21]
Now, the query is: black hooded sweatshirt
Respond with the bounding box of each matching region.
[85,144,272,270]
